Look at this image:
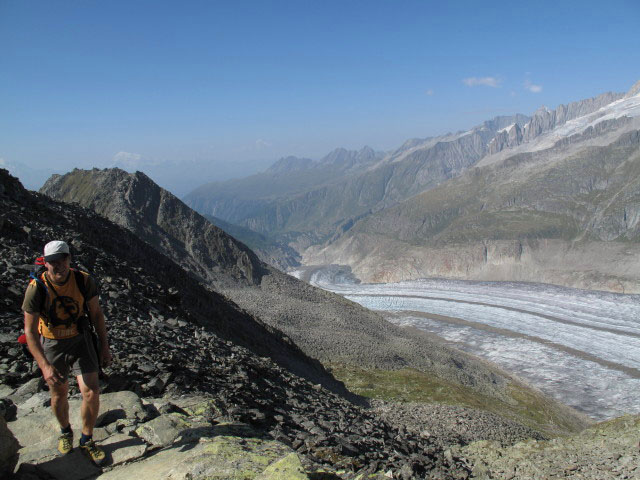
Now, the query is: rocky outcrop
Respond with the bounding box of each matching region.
[488,124,524,155]
[487,91,626,155]
[527,91,624,141]
[5,391,344,479]
[455,414,640,479]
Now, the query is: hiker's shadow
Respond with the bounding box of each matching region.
[16,449,101,480]
[16,435,149,479]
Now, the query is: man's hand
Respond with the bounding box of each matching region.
[100,345,112,368]
[42,363,64,386]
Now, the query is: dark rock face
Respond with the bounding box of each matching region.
[41,168,266,287]
[1,168,475,478]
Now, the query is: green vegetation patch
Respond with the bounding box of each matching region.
[329,364,588,437]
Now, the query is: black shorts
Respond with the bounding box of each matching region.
[41,329,99,378]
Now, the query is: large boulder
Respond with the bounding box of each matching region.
[0,416,19,478]
[96,435,310,480]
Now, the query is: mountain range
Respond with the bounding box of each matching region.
[184,80,640,292]
[3,80,639,478]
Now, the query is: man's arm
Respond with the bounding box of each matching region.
[23,311,64,385]
[87,296,111,367]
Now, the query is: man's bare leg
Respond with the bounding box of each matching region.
[77,372,100,436]
[49,380,70,429]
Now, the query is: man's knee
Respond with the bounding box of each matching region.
[78,372,100,400]
[49,382,69,402]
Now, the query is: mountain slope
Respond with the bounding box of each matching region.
[204,214,301,270]
[184,119,527,246]
[40,167,590,434]
[305,129,640,292]
[1,169,343,395]
[42,168,266,287]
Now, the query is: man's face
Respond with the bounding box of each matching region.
[45,255,71,284]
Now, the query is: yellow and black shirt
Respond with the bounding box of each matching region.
[22,270,98,339]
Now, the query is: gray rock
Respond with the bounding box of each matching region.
[99,432,147,466]
[134,412,191,448]
[17,391,50,416]
[9,378,41,405]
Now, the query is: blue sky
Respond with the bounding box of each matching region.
[1,0,639,194]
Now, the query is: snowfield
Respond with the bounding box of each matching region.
[300,271,640,420]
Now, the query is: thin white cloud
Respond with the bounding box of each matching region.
[0,157,7,167]
[425,89,434,96]
[256,139,272,149]
[524,79,543,93]
[463,76,501,88]
[112,151,143,169]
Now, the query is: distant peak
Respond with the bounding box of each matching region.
[625,79,640,98]
[266,156,313,173]
[533,105,552,116]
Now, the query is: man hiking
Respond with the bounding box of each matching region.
[22,240,111,465]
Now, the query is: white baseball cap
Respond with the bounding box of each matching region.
[44,240,70,262]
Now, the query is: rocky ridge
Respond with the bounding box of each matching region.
[41,168,266,287]
[488,91,625,154]
[454,415,640,479]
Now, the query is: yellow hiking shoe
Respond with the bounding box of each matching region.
[80,439,106,465]
[57,432,73,455]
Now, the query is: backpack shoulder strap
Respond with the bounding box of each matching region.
[73,269,90,314]
[73,269,88,300]
[29,267,49,320]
